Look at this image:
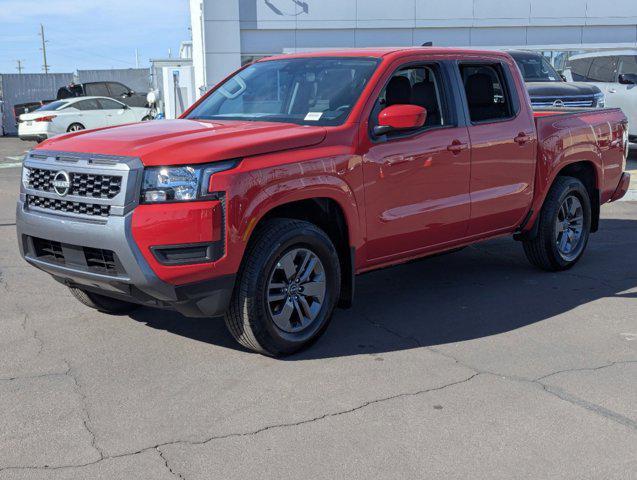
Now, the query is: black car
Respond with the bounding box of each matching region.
[57,81,149,108]
[507,50,605,109]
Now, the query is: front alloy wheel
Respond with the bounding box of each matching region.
[267,248,327,333]
[224,219,341,356]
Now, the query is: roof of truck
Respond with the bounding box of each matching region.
[259,47,512,62]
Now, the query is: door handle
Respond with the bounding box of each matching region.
[447,140,468,154]
[608,88,617,94]
[514,133,530,145]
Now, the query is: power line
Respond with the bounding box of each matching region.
[39,24,50,74]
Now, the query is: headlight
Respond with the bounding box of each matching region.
[594,92,605,108]
[141,160,238,203]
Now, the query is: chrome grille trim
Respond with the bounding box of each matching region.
[27,194,111,218]
[27,167,123,199]
[21,150,143,219]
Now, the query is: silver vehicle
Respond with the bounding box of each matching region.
[565,50,637,143]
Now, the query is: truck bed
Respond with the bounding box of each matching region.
[533,107,627,207]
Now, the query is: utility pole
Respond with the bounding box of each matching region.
[39,24,50,74]
[135,48,140,68]
[16,60,24,74]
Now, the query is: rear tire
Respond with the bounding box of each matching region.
[69,287,139,315]
[523,176,591,271]
[225,219,341,357]
[67,123,85,133]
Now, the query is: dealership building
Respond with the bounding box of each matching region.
[189,0,637,95]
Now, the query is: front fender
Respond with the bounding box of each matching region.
[219,149,365,270]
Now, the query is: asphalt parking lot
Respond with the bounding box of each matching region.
[0,137,636,479]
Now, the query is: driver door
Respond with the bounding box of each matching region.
[362,62,471,262]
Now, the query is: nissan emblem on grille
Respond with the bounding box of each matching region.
[52,171,71,197]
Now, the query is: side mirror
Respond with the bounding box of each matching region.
[373,104,427,136]
[618,73,637,85]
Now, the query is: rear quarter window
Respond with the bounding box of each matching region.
[570,58,593,81]
[587,57,618,82]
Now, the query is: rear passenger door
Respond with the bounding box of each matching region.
[457,61,536,235]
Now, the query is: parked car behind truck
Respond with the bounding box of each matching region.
[17,96,152,142]
[565,50,637,143]
[13,81,149,129]
[507,50,605,109]
[17,48,630,356]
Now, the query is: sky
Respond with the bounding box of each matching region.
[0,0,191,73]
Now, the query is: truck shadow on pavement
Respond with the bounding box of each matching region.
[129,217,637,358]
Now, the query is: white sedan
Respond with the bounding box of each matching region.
[18,96,152,142]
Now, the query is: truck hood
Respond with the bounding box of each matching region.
[37,119,327,166]
[525,82,601,97]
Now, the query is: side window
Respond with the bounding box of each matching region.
[459,64,513,123]
[107,82,129,97]
[570,58,593,81]
[74,99,101,111]
[618,56,637,75]
[85,83,110,96]
[373,64,446,132]
[588,57,618,82]
[98,98,124,110]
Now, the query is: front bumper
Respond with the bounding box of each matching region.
[16,150,234,318]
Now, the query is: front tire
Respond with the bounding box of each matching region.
[523,176,591,271]
[69,287,140,315]
[225,219,341,356]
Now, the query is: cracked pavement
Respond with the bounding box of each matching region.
[0,155,636,479]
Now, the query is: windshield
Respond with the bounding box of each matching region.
[512,54,562,82]
[36,100,70,111]
[186,57,380,126]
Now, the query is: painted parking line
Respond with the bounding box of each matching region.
[0,155,25,169]
[0,162,23,169]
[621,190,637,202]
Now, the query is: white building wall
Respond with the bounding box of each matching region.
[192,0,637,95]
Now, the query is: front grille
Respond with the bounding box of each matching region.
[27,167,122,199]
[532,96,595,108]
[30,237,122,276]
[26,194,110,217]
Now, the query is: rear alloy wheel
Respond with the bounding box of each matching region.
[555,194,585,262]
[523,176,591,271]
[225,219,341,356]
[67,123,85,133]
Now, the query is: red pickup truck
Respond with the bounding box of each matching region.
[17,48,631,356]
